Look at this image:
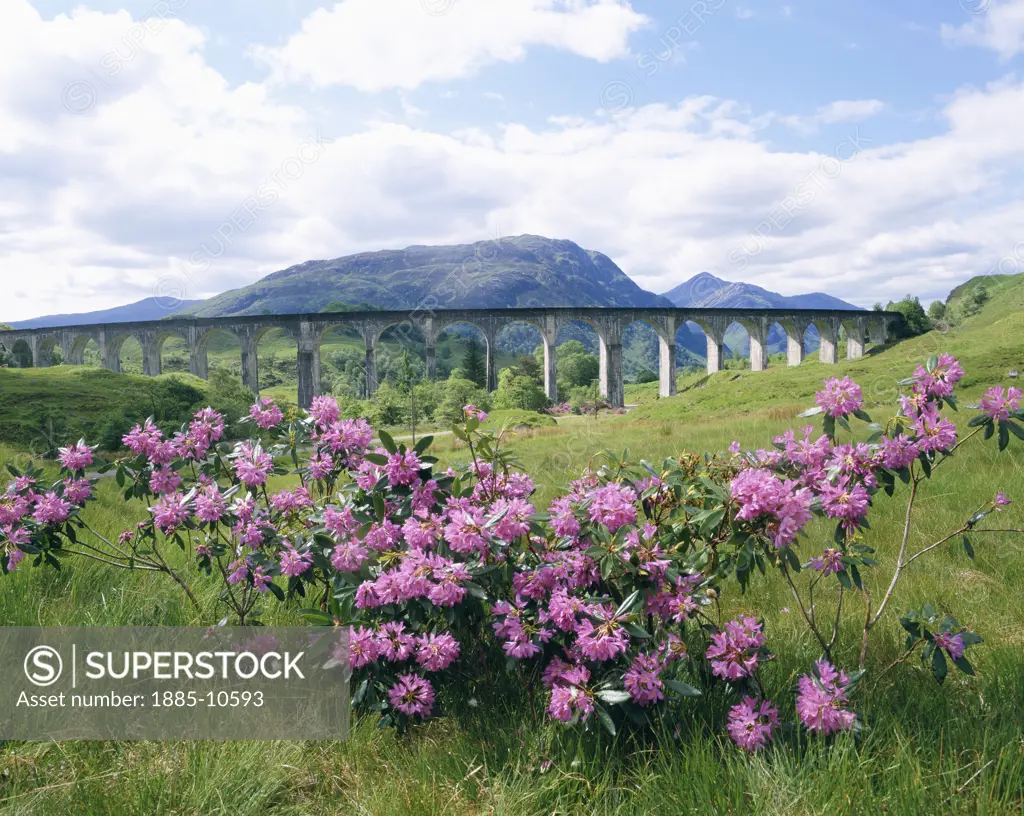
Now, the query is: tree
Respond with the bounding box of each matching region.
[554,340,599,392]
[462,339,486,387]
[512,354,542,383]
[436,377,490,424]
[635,369,658,384]
[927,300,947,322]
[885,294,931,338]
[872,303,884,312]
[492,368,548,412]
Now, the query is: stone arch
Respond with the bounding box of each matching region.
[375,321,429,387]
[68,333,101,366]
[866,316,889,349]
[36,335,63,368]
[190,326,242,382]
[253,326,299,399]
[494,318,553,400]
[806,317,839,364]
[685,318,727,375]
[620,318,676,397]
[437,320,493,391]
[723,320,753,369]
[9,338,33,368]
[104,332,144,374]
[774,319,808,367]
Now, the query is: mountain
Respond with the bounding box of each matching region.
[8,297,204,329]
[662,271,859,311]
[184,235,675,317]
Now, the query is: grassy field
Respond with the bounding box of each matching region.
[1,280,1024,814]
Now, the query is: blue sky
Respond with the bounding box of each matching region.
[3,0,1024,320]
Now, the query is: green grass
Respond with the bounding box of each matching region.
[2,280,1024,813]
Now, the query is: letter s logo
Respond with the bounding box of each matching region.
[25,646,63,687]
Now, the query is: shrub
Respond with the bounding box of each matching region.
[491,368,548,412]
[635,369,658,384]
[2,354,1021,751]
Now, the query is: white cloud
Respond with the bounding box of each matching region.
[776,99,885,134]
[734,7,756,20]
[251,0,651,92]
[4,2,1024,322]
[942,0,1024,59]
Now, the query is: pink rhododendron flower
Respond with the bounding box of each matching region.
[913,354,964,399]
[375,622,415,662]
[33,493,71,525]
[309,395,340,428]
[816,377,863,417]
[388,674,435,718]
[994,492,1011,510]
[727,696,779,752]
[415,632,461,672]
[587,483,637,532]
[249,398,284,429]
[624,653,666,706]
[58,442,93,472]
[233,443,274,487]
[63,478,92,505]
[279,543,312,577]
[808,548,845,575]
[149,466,182,496]
[349,626,379,668]
[933,632,966,660]
[796,659,856,735]
[463,404,488,422]
[706,616,766,681]
[151,492,190,533]
[979,386,1022,422]
[386,450,422,486]
[331,540,368,572]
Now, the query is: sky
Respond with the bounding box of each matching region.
[2,0,1024,321]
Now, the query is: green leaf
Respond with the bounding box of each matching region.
[596,690,632,705]
[984,421,995,441]
[926,354,938,373]
[952,656,975,676]
[823,414,836,439]
[624,623,651,640]
[378,430,398,454]
[1005,421,1024,442]
[414,435,434,455]
[967,414,990,428]
[998,421,1010,452]
[372,492,386,522]
[931,646,948,684]
[665,679,702,698]
[363,453,389,466]
[595,704,617,736]
[962,535,974,560]
[837,570,853,590]
[615,590,642,618]
[853,409,873,423]
[352,679,369,706]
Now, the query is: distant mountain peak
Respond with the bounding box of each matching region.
[662,272,859,311]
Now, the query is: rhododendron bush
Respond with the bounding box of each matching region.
[1,353,1022,750]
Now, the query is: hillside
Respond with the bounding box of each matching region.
[184,235,674,317]
[8,296,204,329]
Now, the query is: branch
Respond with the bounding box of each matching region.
[780,564,830,655]
[870,471,918,628]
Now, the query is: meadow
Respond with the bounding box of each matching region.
[1,278,1023,814]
